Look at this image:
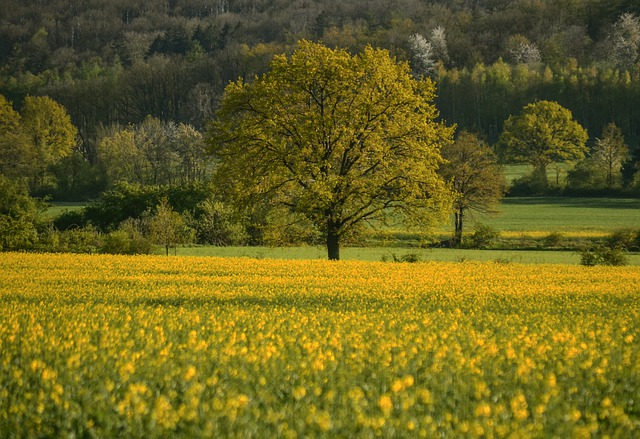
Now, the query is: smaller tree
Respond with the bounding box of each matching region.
[609,13,640,70]
[439,132,507,246]
[0,95,35,182]
[0,175,46,251]
[408,33,436,77]
[148,198,192,256]
[591,123,629,188]
[498,100,588,189]
[20,96,78,192]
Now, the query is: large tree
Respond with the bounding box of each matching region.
[498,100,588,188]
[20,96,78,191]
[0,95,34,181]
[439,131,507,246]
[209,40,454,260]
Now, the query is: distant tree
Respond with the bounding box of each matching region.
[97,117,210,188]
[209,40,454,260]
[20,96,78,191]
[172,123,209,184]
[609,13,640,70]
[506,35,542,65]
[622,146,640,189]
[97,128,144,186]
[439,131,507,246]
[498,100,588,189]
[148,198,192,256]
[430,26,449,64]
[408,33,436,77]
[0,95,34,181]
[592,123,629,188]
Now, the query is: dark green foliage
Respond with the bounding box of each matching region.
[55,226,102,254]
[579,245,628,266]
[470,224,500,249]
[543,232,565,248]
[0,175,45,251]
[192,200,248,246]
[80,182,212,232]
[52,208,86,232]
[606,228,640,252]
[381,252,421,263]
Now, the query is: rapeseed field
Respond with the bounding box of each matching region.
[1,253,638,437]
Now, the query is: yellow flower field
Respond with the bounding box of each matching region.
[1,252,639,437]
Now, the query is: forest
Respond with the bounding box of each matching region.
[1,0,640,156]
[1,0,640,256]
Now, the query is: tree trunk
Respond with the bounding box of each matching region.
[326,221,340,261]
[454,209,463,246]
[532,164,548,189]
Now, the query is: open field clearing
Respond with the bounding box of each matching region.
[1,253,639,437]
[480,197,640,234]
[179,245,640,265]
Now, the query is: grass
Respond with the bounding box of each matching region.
[45,201,86,219]
[476,197,640,234]
[176,245,640,266]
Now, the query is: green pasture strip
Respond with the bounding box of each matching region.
[176,245,640,265]
[473,197,640,234]
[45,202,86,218]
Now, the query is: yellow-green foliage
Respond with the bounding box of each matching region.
[1,253,639,437]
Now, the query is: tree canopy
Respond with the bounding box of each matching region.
[0,95,32,180]
[498,100,588,187]
[209,40,454,260]
[439,131,507,246]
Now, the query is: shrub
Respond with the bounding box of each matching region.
[52,209,86,231]
[192,200,248,246]
[57,226,102,254]
[100,230,132,254]
[469,224,500,249]
[579,245,628,266]
[381,252,421,263]
[606,228,640,252]
[542,232,564,248]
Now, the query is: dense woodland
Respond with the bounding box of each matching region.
[2,0,640,155]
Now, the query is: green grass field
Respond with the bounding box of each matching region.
[49,196,640,264]
[45,201,86,219]
[476,197,640,234]
[177,245,640,265]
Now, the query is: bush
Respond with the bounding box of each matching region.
[52,209,86,231]
[192,200,248,246]
[57,226,102,254]
[82,182,212,232]
[606,228,640,252]
[542,232,564,248]
[101,230,132,254]
[579,245,628,266]
[381,252,421,263]
[469,224,500,249]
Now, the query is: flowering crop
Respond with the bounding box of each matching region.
[1,253,639,437]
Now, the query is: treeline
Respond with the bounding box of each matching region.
[2,0,640,158]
